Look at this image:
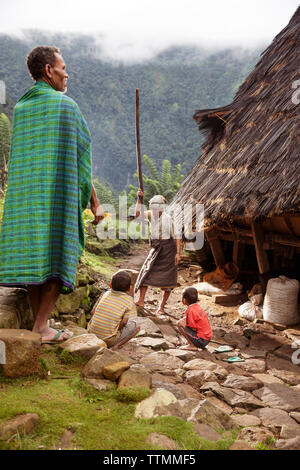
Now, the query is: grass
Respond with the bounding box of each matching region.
[80,250,122,279]
[0,348,235,451]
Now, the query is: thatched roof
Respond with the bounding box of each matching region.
[171,7,300,227]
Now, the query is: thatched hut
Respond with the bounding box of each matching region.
[171,7,300,279]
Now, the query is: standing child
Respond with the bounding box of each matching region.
[177,287,212,350]
[88,270,140,350]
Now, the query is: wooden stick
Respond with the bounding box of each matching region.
[135,89,146,237]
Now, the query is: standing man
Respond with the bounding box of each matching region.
[0,46,104,343]
[134,190,181,314]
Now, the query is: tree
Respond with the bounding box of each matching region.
[0,113,11,192]
[128,154,185,207]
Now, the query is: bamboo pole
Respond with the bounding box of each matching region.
[135,89,145,237]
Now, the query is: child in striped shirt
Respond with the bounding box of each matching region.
[88,270,140,350]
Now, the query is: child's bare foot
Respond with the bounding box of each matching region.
[135,301,144,308]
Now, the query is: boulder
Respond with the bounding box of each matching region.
[0,329,41,378]
[222,374,263,392]
[0,287,33,330]
[118,365,152,389]
[185,370,218,387]
[193,423,222,442]
[237,426,275,445]
[0,413,39,440]
[58,334,106,358]
[253,383,300,411]
[206,397,233,415]
[152,382,187,400]
[140,352,185,370]
[137,337,169,350]
[290,412,300,424]
[84,378,112,391]
[102,362,130,381]
[165,349,197,362]
[280,425,300,439]
[82,348,133,379]
[252,373,284,385]
[183,359,228,378]
[229,440,255,450]
[158,324,179,345]
[145,433,180,450]
[275,437,300,450]
[154,398,200,421]
[200,382,264,410]
[55,285,90,314]
[232,359,266,374]
[192,399,239,431]
[134,389,178,419]
[231,414,261,427]
[223,332,249,349]
[249,333,288,351]
[251,407,298,428]
[266,354,300,385]
[136,317,161,336]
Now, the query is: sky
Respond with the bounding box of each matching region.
[0,0,299,61]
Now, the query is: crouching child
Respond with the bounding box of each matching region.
[177,287,212,351]
[88,270,140,350]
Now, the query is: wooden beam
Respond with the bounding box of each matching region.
[233,240,245,268]
[251,221,270,274]
[206,233,226,267]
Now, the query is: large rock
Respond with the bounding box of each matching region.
[222,374,263,392]
[165,349,197,362]
[102,362,130,381]
[158,324,179,346]
[237,427,275,446]
[118,365,152,389]
[183,359,228,379]
[252,373,284,385]
[251,408,297,428]
[280,425,300,439]
[134,389,178,419]
[58,334,106,358]
[185,370,218,387]
[266,354,300,385]
[82,348,134,379]
[249,333,289,351]
[0,413,39,440]
[223,332,249,349]
[137,337,169,350]
[231,414,261,427]
[275,436,300,450]
[155,398,200,421]
[0,287,34,330]
[200,382,264,410]
[145,433,180,450]
[192,399,239,431]
[140,352,185,371]
[55,285,90,314]
[253,383,300,411]
[84,378,112,391]
[152,382,187,400]
[229,440,255,450]
[0,329,41,378]
[136,318,161,337]
[233,359,266,374]
[193,423,222,442]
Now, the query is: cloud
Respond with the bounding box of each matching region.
[0,0,299,61]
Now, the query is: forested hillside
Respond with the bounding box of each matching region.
[0,31,263,189]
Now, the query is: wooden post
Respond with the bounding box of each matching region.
[135,89,145,237]
[206,231,225,266]
[251,220,270,274]
[233,240,245,268]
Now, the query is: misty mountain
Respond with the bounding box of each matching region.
[0,31,263,190]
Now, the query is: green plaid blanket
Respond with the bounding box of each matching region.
[0,81,92,293]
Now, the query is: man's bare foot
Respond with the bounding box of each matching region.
[179,344,198,351]
[37,327,73,343]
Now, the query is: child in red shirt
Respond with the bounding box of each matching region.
[177,287,212,350]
